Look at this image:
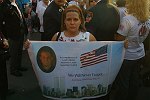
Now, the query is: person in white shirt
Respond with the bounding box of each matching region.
[113,0,150,100]
[36,0,50,40]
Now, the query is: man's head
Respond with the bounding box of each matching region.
[40,51,53,70]
[89,0,98,7]
[54,0,67,6]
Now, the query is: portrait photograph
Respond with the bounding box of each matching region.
[37,46,56,73]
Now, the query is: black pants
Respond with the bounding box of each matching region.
[9,35,24,72]
[112,58,142,100]
[0,57,8,100]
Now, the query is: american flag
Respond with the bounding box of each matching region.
[80,45,108,68]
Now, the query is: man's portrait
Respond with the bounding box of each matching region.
[37,46,56,73]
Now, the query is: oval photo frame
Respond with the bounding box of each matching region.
[37,46,56,73]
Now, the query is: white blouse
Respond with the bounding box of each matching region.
[57,31,90,42]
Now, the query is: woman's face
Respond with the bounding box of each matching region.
[64,12,81,33]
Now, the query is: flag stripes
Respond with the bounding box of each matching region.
[80,45,108,68]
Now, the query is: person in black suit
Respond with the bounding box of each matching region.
[43,0,68,41]
[0,0,28,77]
[0,6,8,100]
[0,1,15,100]
[0,32,9,100]
[85,0,120,41]
[85,0,120,100]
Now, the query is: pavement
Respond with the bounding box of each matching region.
[6,32,150,100]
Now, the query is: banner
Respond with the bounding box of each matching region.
[28,41,125,99]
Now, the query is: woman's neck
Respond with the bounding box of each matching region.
[64,30,80,37]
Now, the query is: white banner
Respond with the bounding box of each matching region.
[28,41,125,99]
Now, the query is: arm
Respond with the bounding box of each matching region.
[115,33,128,48]
[0,4,9,49]
[51,33,57,41]
[24,39,30,49]
[89,33,96,41]
[3,38,9,49]
[0,32,9,49]
[114,17,131,48]
[114,33,126,41]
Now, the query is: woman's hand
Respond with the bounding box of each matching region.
[3,39,9,49]
[24,39,30,49]
[115,33,128,48]
[124,39,128,48]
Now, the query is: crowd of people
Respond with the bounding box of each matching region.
[0,0,150,100]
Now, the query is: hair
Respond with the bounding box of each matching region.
[126,0,150,22]
[61,5,86,32]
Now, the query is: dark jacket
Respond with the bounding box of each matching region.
[0,0,28,40]
[85,0,120,41]
[0,32,5,50]
[43,1,64,41]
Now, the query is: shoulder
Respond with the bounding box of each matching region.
[89,32,96,41]
[88,5,97,13]
[37,1,43,7]
[51,32,58,41]
[83,32,96,41]
[45,2,55,11]
[44,4,54,17]
[0,1,13,13]
[51,32,62,41]
[49,1,59,10]
[84,31,90,35]
[122,15,138,26]
[44,2,60,15]
[123,15,136,20]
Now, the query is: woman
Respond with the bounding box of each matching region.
[113,0,150,100]
[24,5,95,49]
[24,5,96,47]
[51,5,96,41]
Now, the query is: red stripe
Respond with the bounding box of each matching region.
[81,59,107,68]
[81,56,107,65]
